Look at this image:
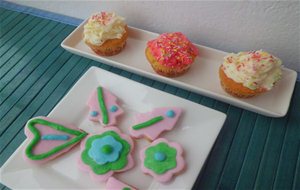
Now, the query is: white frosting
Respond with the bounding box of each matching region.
[222,50,282,90]
[83,12,126,45]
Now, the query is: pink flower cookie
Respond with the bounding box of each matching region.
[140,138,185,182]
[78,127,134,182]
[106,177,137,190]
[24,116,87,164]
[129,107,182,141]
[88,86,123,126]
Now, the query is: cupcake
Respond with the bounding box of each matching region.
[83,12,128,56]
[145,32,199,77]
[219,50,282,98]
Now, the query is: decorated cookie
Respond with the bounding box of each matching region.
[140,138,185,182]
[129,107,182,141]
[88,86,123,126]
[106,177,137,190]
[24,117,87,164]
[78,127,134,182]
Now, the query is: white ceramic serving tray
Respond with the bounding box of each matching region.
[61,19,297,117]
[0,67,226,190]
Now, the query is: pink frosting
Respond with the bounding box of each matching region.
[129,107,182,141]
[78,127,134,182]
[106,177,137,190]
[140,138,185,182]
[147,32,199,68]
[23,116,83,165]
[87,86,123,126]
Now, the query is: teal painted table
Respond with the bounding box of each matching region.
[0,4,299,190]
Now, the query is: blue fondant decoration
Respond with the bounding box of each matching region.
[166,110,175,118]
[110,105,118,112]
[154,152,166,162]
[41,134,70,141]
[88,135,122,165]
[90,111,98,117]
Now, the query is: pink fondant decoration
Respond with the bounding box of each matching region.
[106,177,137,190]
[78,127,134,182]
[87,87,123,126]
[140,138,185,183]
[129,107,182,141]
[23,116,83,165]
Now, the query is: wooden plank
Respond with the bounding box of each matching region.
[0,25,72,103]
[235,115,272,189]
[0,12,26,37]
[273,83,300,189]
[193,106,242,190]
[140,77,154,87]
[119,70,132,79]
[0,52,72,151]
[0,11,21,29]
[187,91,203,104]
[152,81,166,91]
[0,58,92,166]
[217,111,257,189]
[164,84,178,95]
[292,150,300,190]
[0,56,83,151]
[0,20,58,70]
[0,9,14,28]
[0,16,43,54]
[175,88,190,99]
[253,115,289,189]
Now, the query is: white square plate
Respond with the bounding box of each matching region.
[1,67,226,190]
[61,19,297,117]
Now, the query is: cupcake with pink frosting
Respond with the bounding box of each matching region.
[145,32,199,77]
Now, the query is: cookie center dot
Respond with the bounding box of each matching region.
[166,110,175,118]
[101,145,113,154]
[154,152,166,161]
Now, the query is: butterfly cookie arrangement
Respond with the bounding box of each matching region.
[23,86,186,189]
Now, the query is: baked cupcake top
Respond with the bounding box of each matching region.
[222,50,282,90]
[147,32,199,68]
[83,12,126,46]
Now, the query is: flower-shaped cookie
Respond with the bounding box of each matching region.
[78,127,134,182]
[140,138,185,182]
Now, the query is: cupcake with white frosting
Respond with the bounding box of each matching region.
[219,50,282,98]
[83,12,128,56]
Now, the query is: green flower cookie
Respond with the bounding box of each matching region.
[79,127,134,182]
[140,138,185,182]
[144,142,177,174]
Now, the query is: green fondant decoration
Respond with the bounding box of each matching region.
[81,131,131,175]
[123,187,131,190]
[144,142,177,174]
[25,118,88,160]
[132,116,164,130]
[97,87,109,125]
[101,144,113,154]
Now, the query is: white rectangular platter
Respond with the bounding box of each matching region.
[61,19,297,117]
[0,67,226,190]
